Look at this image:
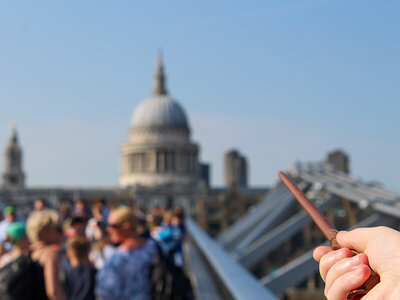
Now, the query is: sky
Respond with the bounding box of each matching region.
[0,0,399,190]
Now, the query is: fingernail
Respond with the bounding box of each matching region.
[335,249,345,258]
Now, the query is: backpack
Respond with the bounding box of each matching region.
[0,254,35,300]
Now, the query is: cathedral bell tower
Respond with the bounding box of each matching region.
[2,122,25,188]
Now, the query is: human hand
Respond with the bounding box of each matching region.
[313,226,400,300]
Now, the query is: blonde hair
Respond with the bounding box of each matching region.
[26,209,59,243]
[110,206,137,229]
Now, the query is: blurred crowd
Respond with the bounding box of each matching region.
[0,198,193,300]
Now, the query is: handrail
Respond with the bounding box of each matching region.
[187,218,277,300]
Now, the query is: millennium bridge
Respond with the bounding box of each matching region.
[1,162,399,300]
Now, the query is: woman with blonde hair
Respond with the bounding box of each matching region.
[95,206,158,300]
[27,209,66,300]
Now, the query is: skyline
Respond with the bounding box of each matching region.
[0,1,399,190]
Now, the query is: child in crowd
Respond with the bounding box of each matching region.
[151,210,186,268]
[65,236,96,300]
[64,216,86,238]
[151,215,173,256]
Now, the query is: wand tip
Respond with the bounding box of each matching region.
[278,171,286,180]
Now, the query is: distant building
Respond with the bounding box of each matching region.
[197,186,268,237]
[0,54,267,234]
[199,163,210,188]
[325,149,350,174]
[120,54,200,188]
[2,122,25,189]
[118,53,205,212]
[225,150,247,188]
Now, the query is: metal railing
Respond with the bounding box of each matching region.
[187,218,277,300]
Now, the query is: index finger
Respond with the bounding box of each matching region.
[313,246,332,262]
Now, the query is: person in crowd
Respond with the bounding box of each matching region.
[95,206,158,300]
[88,219,115,271]
[136,217,150,238]
[173,207,186,237]
[65,236,96,300]
[27,209,66,300]
[170,212,185,267]
[0,206,18,250]
[150,215,163,234]
[59,203,71,223]
[159,206,167,217]
[34,198,47,212]
[162,210,172,228]
[64,216,86,238]
[145,213,154,232]
[0,222,29,268]
[72,200,91,220]
[313,226,400,300]
[133,205,144,219]
[71,216,87,237]
[151,214,173,257]
[151,206,162,219]
[95,198,110,225]
[0,206,17,240]
[63,218,76,239]
[85,206,105,242]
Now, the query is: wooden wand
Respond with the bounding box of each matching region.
[278,171,379,299]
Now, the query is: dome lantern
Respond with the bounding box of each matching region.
[152,51,168,96]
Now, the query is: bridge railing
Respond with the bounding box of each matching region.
[186,218,277,300]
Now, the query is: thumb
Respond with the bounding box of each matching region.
[336,227,382,253]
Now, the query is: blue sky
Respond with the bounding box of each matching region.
[0,0,399,190]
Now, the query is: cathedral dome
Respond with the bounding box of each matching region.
[120,53,200,189]
[130,54,189,131]
[131,95,189,130]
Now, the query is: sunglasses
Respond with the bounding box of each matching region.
[108,223,121,229]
